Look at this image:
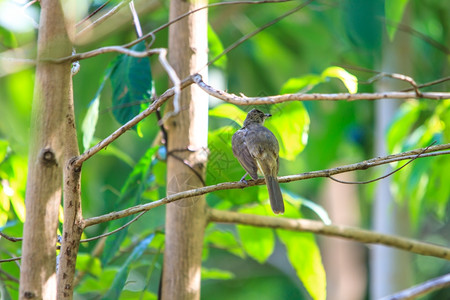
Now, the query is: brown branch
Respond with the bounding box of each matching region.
[83,143,450,227]
[0,231,23,242]
[0,256,22,263]
[380,273,450,300]
[193,74,450,102]
[73,76,193,168]
[207,209,450,260]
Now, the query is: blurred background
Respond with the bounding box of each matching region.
[0,0,449,299]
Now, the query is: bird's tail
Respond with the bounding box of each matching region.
[266,176,284,214]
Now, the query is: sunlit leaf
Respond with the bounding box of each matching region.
[321,66,358,94]
[266,102,310,161]
[209,103,246,127]
[202,267,235,280]
[76,253,102,277]
[110,41,152,126]
[280,74,322,94]
[104,233,154,299]
[0,139,8,162]
[208,24,227,69]
[385,0,410,40]
[277,230,326,300]
[237,205,275,264]
[76,268,118,294]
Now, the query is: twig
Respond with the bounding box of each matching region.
[193,74,450,102]
[205,0,316,70]
[380,273,450,300]
[76,0,113,27]
[129,0,143,38]
[0,256,22,263]
[207,209,450,260]
[83,143,450,227]
[328,141,436,184]
[80,212,146,243]
[122,0,298,49]
[367,72,422,97]
[73,75,191,168]
[0,231,23,242]
[0,269,19,283]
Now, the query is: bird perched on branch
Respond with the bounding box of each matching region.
[232,109,284,214]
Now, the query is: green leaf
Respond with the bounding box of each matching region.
[386,101,421,153]
[76,253,102,277]
[265,102,310,161]
[81,96,100,152]
[202,267,235,280]
[205,227,244,258]
[321,66,358,94]
[104,234,154,300]
[385,0,410,40]
[91,138,135,167]
[76,268,118,294]
[277,230,326,300]
[237,205,275,264]
[0,139,9,162]
[81,65,114,152]
[208,24,227,69]
[101,146,159,265]
[209,104,246,127]
[110,41,152,126]
[280,74,322,94]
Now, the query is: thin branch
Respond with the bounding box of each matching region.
[0,256,22,263]
[204,0,316,70]
[207,209,450,260]
[367,72,422,97]
[0,269,19,283]
[52,46,161,63]
[0,231,23,242]
[193,74,450,102]
[122,0,299,49]
[75,0,113,27]
[83,143,450,227]
[328,141,436,184]
[380,273,450,300]
[73,75,192,168]
[80,212,146,243]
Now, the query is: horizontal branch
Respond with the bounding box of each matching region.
[380,273,450,300]
[193,74,450,102]
[83,143,450,227]
[73,76,193,168]
[208,209,450,260]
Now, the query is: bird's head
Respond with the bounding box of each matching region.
[243,109,271,127]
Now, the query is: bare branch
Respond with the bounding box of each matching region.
[207,209,450,260]
[74,75,192,168]
[83,143,450,227]
[0,231,23,242]
[380,273,450,300]
[80,212,146,243]
[0,256,22,263]
[193,74,450,102]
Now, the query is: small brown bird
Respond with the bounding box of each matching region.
[232,109,284,214]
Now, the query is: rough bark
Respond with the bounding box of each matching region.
[161,0,208,298]
[56,79,84,299]
[19,0,72,299]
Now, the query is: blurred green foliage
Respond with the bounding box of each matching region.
[0,0,449,299]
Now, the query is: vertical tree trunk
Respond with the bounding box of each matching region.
[162,0,208,298]
[57,79,83,300]
[19,0,72,299]
[371,9,412,298]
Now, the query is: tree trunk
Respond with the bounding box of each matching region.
[161,0,208,298]
[371,8,412,298]
[19,0,73,299]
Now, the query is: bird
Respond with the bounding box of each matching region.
[231,109,284,214]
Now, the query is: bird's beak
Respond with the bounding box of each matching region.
[264,113,272,119]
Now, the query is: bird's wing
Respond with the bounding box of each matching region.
[245,126,279,175]
[232,128,258,179]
